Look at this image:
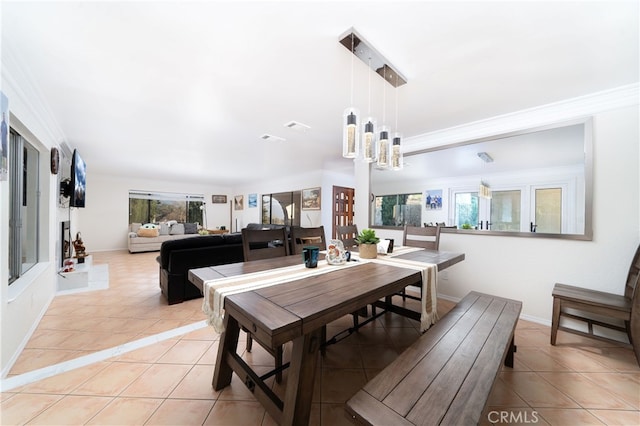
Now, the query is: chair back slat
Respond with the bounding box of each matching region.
[290,226,326,255]
[336,225,359,249]
[241,228,289,261]
[627,244,640,367]
[403,225,441,250]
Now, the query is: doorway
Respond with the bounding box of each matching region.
[332,186,355,238]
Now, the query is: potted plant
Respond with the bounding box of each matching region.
[356,228,380,259]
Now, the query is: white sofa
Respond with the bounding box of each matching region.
[128,222,199,253]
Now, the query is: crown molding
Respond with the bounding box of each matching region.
[404,83,639,153]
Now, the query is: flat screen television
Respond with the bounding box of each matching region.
[70,149,86,208]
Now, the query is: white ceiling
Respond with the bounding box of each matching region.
[2,1,638,186]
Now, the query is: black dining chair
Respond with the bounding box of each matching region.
[290,225,326,255]
[240,227,290,382]
[336,224,358,249]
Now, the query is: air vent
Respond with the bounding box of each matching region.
[260,134,286,142]
[284,121,311,132]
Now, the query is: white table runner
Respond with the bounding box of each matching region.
[202,260,361,333]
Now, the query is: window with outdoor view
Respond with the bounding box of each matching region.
[372,193,422,227]
[128,191,204,225]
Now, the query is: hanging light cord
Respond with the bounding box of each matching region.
[382,67,387,125]
[367,57,372,115]
[394,75,399,131]
[349,33,355,107]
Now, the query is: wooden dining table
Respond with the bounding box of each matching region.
[188,249,464,426]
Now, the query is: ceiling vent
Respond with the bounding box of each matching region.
[284,121,311,132]
[260,134,286,142]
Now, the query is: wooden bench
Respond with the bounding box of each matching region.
[345,291,522,426]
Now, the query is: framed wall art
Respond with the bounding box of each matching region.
[234,195,244,210]
[302,187,321,210]
[212,194,227,204]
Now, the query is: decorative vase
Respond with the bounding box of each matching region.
[358,243,378,259]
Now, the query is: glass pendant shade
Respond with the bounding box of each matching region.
[391,133,403,170]
[342,108,360,158]
[479,181,492,199]
[362,118,377,163]
[376,126,390,168]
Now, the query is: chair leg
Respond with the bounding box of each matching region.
[551,297,561,345]
[275,346,283,383]
[246,334,253,352]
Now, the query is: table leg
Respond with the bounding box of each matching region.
[213,314,240,390]
[281,327,322,426]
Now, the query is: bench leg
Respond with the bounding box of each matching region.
[504,336,517,368]
[551,297,561,345]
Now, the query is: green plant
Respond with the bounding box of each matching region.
[355,228,380,245]
[461,223,472,230]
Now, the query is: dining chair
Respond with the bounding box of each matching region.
[241,227,289,261]
[290,225,326,254]
[403,224,441,250]
[399,224,442,301]
[240,227,290,381]
[336,224,359,249]
[551,243,640,366]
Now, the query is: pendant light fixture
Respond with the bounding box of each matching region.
[342,33,359,159]
[477,152,493,198]
[362,57,377,163]
[339,28,406,166]
[376,66,390,169]
[391,74,403,171]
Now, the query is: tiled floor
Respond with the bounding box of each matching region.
[1,250,639,425]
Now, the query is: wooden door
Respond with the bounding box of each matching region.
[332,186,355,238]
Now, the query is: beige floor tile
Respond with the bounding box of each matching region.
[514,346,573,372]
[156,339,213,364]
[85,397,162,425]
[145,399,215,425]
[71,362,151,396]
[8,348,82,375]
[487,377,529,407]
[581,372,640,409]
[542,346,611,372]
[499,371,580,408]
[27,394,113,425]
[589,409,640,425]
[320,368,368,404]
[321,341,363,369]
[204,400,266,425]
[120,363,192,398]
[0,393,63,425]
[182,325,219,341]
[197,339,220,365]
[538,372,634,409]
[359,344,401,370]
[535,408,605,425]
[13,362,110,394]
[112,339,178,363]
[169,364,222,399]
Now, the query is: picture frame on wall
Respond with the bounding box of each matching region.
[234,195,244,210]
[248,193,257,208]
[212,195,227,204]
[425,189,443,210]
[302,187,321,210]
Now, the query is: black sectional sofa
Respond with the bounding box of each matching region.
[157,223,292,305]
[158,233,244,304]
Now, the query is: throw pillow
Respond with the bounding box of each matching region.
[159,222,170,235]
[169,223,185,235]
[184,222,197,234]
[137,227,159,237]
[130,223,142,233]
[141,223,157,229]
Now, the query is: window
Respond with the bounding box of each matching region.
[8,129,40,284]
[128,191,204,224]
[490,190,521,231]
[534,187,562,233]
[262,191,301,226]
[372,193,422,227]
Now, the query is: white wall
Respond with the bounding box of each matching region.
[77,173,233,252]
[373,104,639,323]
[0,47,63,376]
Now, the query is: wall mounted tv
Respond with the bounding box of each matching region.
[69,149,86,208]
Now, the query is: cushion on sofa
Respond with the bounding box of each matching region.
[159,234,226,269]
[130,222,142,233]
[170,223,185,235]
[159,222,170,235]
[138,227,160,237]
[222,232,243,245]
[184,222,198,234]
